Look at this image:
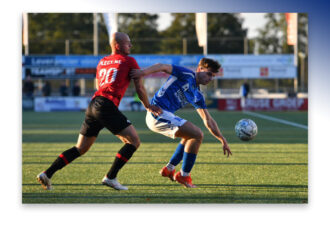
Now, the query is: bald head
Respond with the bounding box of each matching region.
[110,32,132,55]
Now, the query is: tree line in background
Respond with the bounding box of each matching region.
[27,13,308,56]
[25,13,308,92]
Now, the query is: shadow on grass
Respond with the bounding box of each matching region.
[22,191,307,203]
[23,182,307,189]
[23,133,308,144]
[23,161,307,166]
[23,182,308,203]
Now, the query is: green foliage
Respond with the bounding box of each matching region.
[29,13,95,54]
[22,110,307,203]
[26,13,247,55]
[297,13,308,55]
[256,13,287,54]
[208,13,247,54]
[159,13,198,54]
[256,13,308,55]
[118,13,161,54]
[159,13,247,54]
[28,13,113,55]
[26,13,308,56]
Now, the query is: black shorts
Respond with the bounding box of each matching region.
[80,96,131,137]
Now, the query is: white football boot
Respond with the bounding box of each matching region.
[36,172,53,190]
[102,176,128,190]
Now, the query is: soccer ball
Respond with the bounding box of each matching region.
[235,119,258,141]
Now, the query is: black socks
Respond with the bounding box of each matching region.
[45,146,81,178]
[44,144,136,180]
[107,143,137,179]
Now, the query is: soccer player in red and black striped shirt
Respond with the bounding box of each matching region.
[37,32,162,190]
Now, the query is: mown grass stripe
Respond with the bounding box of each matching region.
[244,111,308,130]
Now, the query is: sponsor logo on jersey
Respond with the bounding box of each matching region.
[100,60,122,65]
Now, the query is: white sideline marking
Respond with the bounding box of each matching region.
[243,111,308,130]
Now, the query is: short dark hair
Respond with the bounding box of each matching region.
[198,58,221,73]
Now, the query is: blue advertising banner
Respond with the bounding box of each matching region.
[23,55,102,67]
[23,54,296,79]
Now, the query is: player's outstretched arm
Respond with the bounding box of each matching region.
[196,108,232,157]
[133,77,162,116]
[131,63,173,79]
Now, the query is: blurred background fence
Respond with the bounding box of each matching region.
[22,13,308,111]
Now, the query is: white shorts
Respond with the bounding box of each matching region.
[146,110,187,139]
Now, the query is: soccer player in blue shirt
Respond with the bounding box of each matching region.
[131,58,232,188]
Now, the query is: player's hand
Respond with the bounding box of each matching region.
[130,69,144,79]
[147,105,163,116]
[222,142,232,158]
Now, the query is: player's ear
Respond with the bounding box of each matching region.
[115,43,121,51]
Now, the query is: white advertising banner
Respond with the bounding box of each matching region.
[34,97,90,112]
[208,54,297,79]
[118,97,146,111]
[218,66,297,79]
[208,54,294,66]
[34,96,146,112]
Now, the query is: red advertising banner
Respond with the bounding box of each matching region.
[217,98,308,111]
[217,99,242,111]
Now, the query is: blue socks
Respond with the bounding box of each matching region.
[168,143,197,176]
[169,143,184,166]
[181,152,197,175]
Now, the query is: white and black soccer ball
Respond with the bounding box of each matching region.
[235,119,258,141]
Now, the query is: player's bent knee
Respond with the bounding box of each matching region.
[75,146,87,155]
[194,129,204,142]
[133,138,141,149]
[199,131,204,142]
[76,142,94,155]
[127,135,140,149]
[76,135,96,155]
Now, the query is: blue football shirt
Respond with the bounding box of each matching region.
[151,65,206,113]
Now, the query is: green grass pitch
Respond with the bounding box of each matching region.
[22,109,308,203]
